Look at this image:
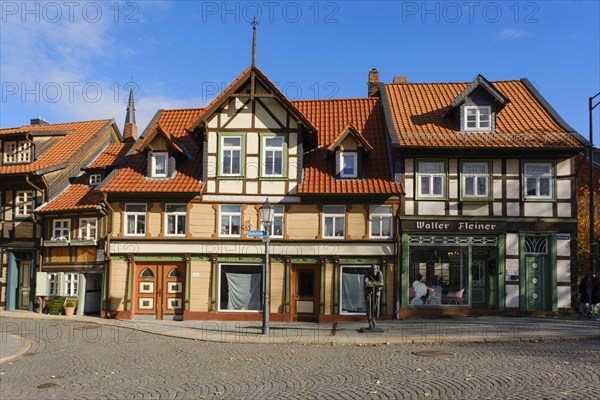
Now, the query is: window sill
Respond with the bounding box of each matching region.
[44,240,70,247]
[70,239,97,246]
[460,198,492,203]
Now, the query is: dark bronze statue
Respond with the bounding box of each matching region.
[364,264,384,330]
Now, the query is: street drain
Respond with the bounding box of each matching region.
[37,382,57,389]
[21,353,37,357]
[73,325,98,330]
[412,350,455,358]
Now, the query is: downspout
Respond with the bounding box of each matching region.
[102,192,114,318]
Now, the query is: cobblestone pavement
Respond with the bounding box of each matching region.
[1,318,599,399]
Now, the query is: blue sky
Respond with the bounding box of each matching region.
[1,1,599,144]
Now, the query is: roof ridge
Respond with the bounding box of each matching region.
[386,79,522,86]
[292,97,376,103]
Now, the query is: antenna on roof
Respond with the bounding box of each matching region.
[251,17,259,68]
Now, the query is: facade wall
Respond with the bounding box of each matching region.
[109,259,128,312]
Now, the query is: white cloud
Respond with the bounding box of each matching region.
[496,28,531,40]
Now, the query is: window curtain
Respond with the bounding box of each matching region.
[225,272,262,310]
[341,271,366,313]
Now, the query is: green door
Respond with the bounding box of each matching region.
[525,255,546,311]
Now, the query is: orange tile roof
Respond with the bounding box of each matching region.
[0,120,112,175]
[292,98,403,195]
[100,109,205,193]
[88,143,131,169]
[383,80,583,148]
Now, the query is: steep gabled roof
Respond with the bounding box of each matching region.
[0,120,115,175]
[293,98,403,195]
[327,123,374,153]
[382,79,583,149]
[445,74,510,115]
[136,124,193,160]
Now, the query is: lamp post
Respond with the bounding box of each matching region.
[259,199,275,336]
[589,92,600,276]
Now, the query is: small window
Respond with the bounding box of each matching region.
[464,106,491,131]
[89,174,102,185]
[166,204,187,236]
[524,162,553,199]
[220,136,242,176]
[417,161,446,199]
[125,204,146,236]
[140,268,155,278]
[15,191,32,217]
[52,219,71,240]
[3,141,17,163]
[65,273,78,296]
[261,205,284,237]
[461,162,490,199]
[339,152,358,178]
[78,218,97,240]
[3,141,31,163]
[168,267,183,278]
[151,152,169,178]
[48,273,59,296]
[262,136,284,177]
[220,205,241,237]
[323,205,345,239]
[370,205,393,239]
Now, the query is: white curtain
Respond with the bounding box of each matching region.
[341,271,366,313]
[225,272,262,310]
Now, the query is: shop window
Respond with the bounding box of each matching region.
[262,136,285,177]
[78,218,97,240]
[220,205,241,237]
[416,160,446,199]
[219,264,262,311]
[461,161,490,199]
[369,205,392,238]
[15,190,33,217]
[523,162,554,199]
[340,266,369,314]
[261,205,284,237]
[463,106,491,131]
[166,204,187,236]
[125,204,146,236]
[52,219,71,241]
[323,206,345,239]
[220,135,242,176]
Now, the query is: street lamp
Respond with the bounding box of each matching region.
[259,199,275,335]
[589,92,600,276]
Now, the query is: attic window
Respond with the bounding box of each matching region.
[464,106,491,131]
[339,152,358,178]
[150,152,169,178]
[3,140,31,163]
[89,174,102,185]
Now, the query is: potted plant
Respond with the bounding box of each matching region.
[64,300,76,316]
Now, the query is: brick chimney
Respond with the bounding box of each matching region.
[368,68,380,97]
[30,117,48,125]
[393,76,408,84]
[123,86,137,143]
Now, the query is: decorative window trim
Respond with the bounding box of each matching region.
[125,203,147,236]
[14,190,33,217]
[218,133,245,178]
[369,205,393,239]
[165,204,187,236]
[150,151,169,178]
[463,105,492,131]
[522,161,555,200]
[52,219,71,241]
[338,152,358,178]
[460,160,492,201]
[78,217,98,240]
[260,134,287,178]
[415,159,447,200]
[89,174,102,185]
[323,205,346,239]
[219,204,242,238]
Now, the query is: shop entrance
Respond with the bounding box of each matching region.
[134,263,185,320]
[291,265,320,322]
[471,249,497,308]
[524,236,550,311]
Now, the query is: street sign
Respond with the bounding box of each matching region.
[248,230,264,237]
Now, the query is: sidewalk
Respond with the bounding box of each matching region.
[1,310,598,355]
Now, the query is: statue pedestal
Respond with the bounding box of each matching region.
[358,327,384,333]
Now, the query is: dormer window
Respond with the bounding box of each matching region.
[3,140,30,163]
[150,152,169,178]
[464,106,491,131]
[89,174,102,185]
[339,152,358,178]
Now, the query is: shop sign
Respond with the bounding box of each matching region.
[404,220,506,232]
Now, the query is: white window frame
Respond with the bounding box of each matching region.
[323,205,346,239]
[220,136,242,176]
[523,162,554,200]
[3,141,17,163]
[340,265,371,315]
[125,203,147,236]
[219,205,242,237]
[461,161,490,199]
[52,219,71,241]
[464,106,491,131]
[89,174,102,185]
[78,217,97,240]
[261,205,284,238]
[262,136,285,177]
[3,141,31,163]
[17,141,31,162]
[65,273,78,297]
[15,190,32,217]
[150,152,169,178]
[416,160,446,199]
[369,205,393,239]
[218,263,263,312]
[165,204,187,236]
[339,152,358,178]
[48,273,59,296]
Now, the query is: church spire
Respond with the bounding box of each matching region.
[251,17,258,68]
[123,78,138,143]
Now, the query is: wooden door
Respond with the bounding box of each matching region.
[291,265,319,322]
[162,265,185,318]
[18,261,31,310]
[135,265,160,318]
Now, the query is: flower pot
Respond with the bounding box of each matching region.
[64,306,76,316]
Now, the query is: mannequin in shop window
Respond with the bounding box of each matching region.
[411,274,429,305]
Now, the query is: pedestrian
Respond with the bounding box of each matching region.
[578,271,598,319]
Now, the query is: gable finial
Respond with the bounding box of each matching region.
[251,17,259,68]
